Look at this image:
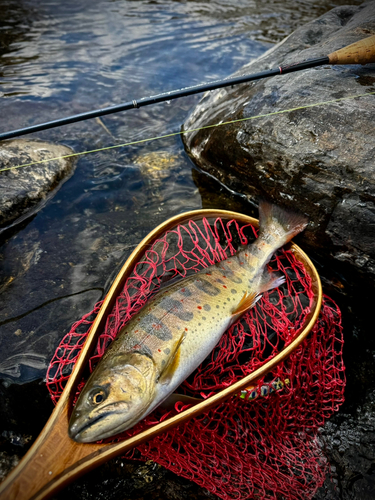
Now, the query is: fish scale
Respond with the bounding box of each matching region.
[68,202,308,442]
[114,267,249,377]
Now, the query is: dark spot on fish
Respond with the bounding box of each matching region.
[202,317,206,320]
[217,279,224,285]
[231,289,237,294]
[216,305,220,309]
[195,279,220,296]
[227,274,242,284]
[162,360,166,366]
[164,348,170,355]
[133,344,153,357]
[203,304,211,312]
[146,314,173,340]
[198,323,201,326]
[160,298,194,321]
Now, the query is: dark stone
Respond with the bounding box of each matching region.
[0,139,75,229]
[315,390,375,500]
[0,379,53,481]
[55,457,219,500]
[183,0,375,280]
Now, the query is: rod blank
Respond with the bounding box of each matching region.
[0,57,329,141]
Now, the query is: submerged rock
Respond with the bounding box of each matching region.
[0,139,75,228]
[183,0,375,279]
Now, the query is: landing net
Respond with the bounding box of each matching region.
[47,216,345,500]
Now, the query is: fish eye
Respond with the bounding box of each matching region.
[89,388,107,405]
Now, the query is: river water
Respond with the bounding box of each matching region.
[0,1,372,499]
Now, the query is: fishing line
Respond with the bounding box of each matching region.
[1,90,374,174]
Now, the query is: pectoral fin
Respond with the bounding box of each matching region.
[159,393,203,409]
[158,333,185,385]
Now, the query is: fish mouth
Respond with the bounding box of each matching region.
[69,401,145,443]
[69,404,130,443]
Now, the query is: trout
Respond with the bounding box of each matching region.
[69,202,307,442]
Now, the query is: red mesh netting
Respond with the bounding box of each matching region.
[46,217,345,500]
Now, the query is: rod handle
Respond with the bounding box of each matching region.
[328,34,375,65]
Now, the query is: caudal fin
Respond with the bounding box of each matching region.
[258,201,308,247]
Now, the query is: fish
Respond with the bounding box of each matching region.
[68,202,308,443]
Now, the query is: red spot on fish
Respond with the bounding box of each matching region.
[245,253,248,257]
[181,288,185,292]
[152,323,162,330]
[133,344,141,350]
[185,327,188,331]
[206,273,212,276]
[158,349,161,352]
[135,330,139,333]
[223,285,227,289]
[222,275,226,279]
[197,306,202,310]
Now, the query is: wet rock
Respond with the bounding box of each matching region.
[183,0,375,280]
[0,139,75,228]
[57,457,219,500]
[315,389,375,500]
[0,379,53,482]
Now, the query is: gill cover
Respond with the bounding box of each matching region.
[68,352,157,443]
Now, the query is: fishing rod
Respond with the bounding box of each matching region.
[0,35,374,142]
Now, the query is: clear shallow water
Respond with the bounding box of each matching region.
[1,0,363,385]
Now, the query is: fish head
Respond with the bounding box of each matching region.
[68,352,157,443]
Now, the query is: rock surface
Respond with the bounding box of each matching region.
[0,140,75,228]
[316,389,375,500]
[183,0,375,279]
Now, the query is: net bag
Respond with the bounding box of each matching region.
[47,215,345,500]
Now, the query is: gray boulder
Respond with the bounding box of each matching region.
[183,0,375,278]
[0,140,75,228]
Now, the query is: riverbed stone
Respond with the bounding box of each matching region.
[183,0,375,279]
[0,139,75,228]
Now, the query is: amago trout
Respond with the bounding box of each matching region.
[69,202,307,442]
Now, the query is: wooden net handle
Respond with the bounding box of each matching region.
[328,34,375,65]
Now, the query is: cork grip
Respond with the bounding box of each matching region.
[328,34,375,65]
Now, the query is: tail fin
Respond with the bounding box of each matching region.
[258,201,308,247]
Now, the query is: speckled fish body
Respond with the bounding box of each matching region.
[69,203,308,443]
